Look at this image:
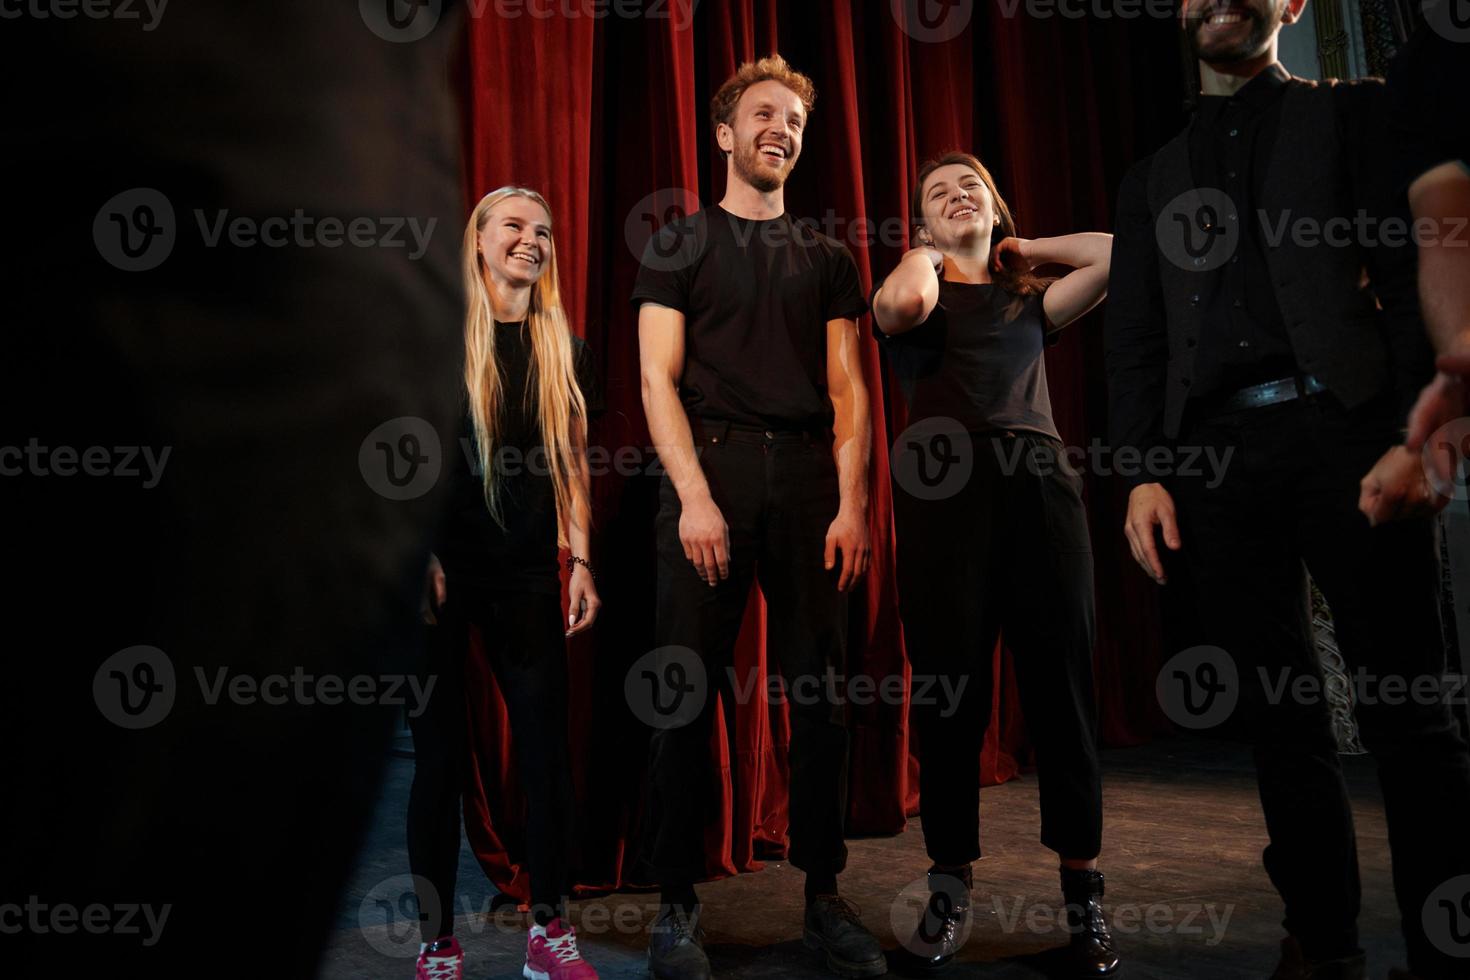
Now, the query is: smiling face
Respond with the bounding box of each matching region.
[721,79,806,193]
[917,163,999,253]
[477,195,552,289]
[1181,0,1287,65]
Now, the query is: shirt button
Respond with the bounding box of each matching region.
[1227,170,1237,179]
[1229,128,1240,137]
[1233,299,1243,308]
[764,430,774,439]
[1238,340,1251,348]
[1231,255,1240,263]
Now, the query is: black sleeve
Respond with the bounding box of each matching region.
[825,242,869,321]
[572,336,604,419]
[1340,81,1435,428]
[629,221,695,313]
[1104,157,1173,489]
[868,274,891,340]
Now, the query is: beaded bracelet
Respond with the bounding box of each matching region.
[566,555,596,579]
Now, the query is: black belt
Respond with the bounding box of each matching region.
[690,418,830,446]
[1216,374,1327,415]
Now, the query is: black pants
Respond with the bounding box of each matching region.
[645,422,851,883]
[894,430,1103,866]
[1171,391,1470,977]
[408,588,575,939]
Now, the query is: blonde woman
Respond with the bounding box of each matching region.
[411,187,601,980]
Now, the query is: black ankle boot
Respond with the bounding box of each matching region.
[897,865,972,974]
[1060,867,1120,977]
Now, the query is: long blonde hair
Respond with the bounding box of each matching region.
[461,186,589,546]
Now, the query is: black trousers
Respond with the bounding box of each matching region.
[645,422,851,883]
[408,588,575,939]
[1171,391,1470,977]
[893,430,1103,867]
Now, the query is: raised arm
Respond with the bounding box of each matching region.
[872,246,944,336]
[638,302,728,586]
[1003,232,1112,329]
[824,316,872,592]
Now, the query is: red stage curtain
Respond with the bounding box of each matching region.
[458,0,1186,900]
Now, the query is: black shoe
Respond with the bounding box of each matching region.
[648,904,711,980]
[1268,937,1366,980]
[804,894,888,978]
[1060,868,1120,978]
[895,869,971,974]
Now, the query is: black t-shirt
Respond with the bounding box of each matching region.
[1387,17,1470,195]
[630,206,868,430]
[436,321,600,595]
[872,278,1061,440]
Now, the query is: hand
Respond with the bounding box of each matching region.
[680,493,729,587]
[566,564,602,636]
[1358,444,1448,526]
[824,507,870,592]
[1407,370,1469,489]
[905,242,944,278]
[422,552,447,623]
[991,236,1033,274]
[1124,483,1181,585]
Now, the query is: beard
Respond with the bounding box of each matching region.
[1185,2,1280,66]
[731,136,795,193]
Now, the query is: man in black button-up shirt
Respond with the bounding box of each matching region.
[1104,2,1470,978]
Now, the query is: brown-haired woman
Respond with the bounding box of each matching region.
[872,152,1117,976]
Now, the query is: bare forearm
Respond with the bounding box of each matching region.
[1411,164,1470,353]
[641,376,711,504]
[830,384,871,516]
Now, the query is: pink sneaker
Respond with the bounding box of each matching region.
[524,918,598,980]
[415,935,464,980]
